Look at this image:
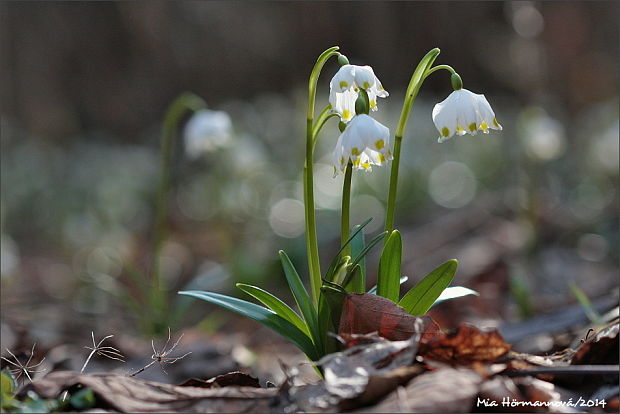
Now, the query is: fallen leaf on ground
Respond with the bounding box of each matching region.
[20,371,276,413]
[353,367,482,413]
[571,322,619,366]
[420,323,511,364]
[317,333,423,408]
[338,293,442,342]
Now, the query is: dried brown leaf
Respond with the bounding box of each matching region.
[571,322,619,366]
[421,323,511,364]
[353,367,483,413]
[338,293,443,343]
[20,371,276,413]
[318,334,423,407]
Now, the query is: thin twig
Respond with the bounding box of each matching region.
[503,365,619,376]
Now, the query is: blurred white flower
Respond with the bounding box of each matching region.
[432,89,502,143]
[332,114,392,174]
[329,65,388,122]
[184,109,233,158]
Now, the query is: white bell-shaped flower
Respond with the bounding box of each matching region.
[432,89,502,143]
[184,109,233,158]
[329,65,388,122]
[332,114,392,174]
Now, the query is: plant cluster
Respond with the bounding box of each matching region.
[178,46,502,362]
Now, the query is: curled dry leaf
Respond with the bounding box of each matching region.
[571,321,619,366]
[20,371,276,413]
[420,323,511,364]
[338,293,442,343]
[317,333,423,407]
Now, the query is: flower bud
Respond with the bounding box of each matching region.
[355,89,370,115]
[451,73,463,91]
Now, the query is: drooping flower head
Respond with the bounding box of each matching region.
[329,65,389,122]
[432,88,502,143]
[332,114,392,175]
[184,109,233,158]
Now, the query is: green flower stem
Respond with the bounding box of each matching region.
[340,162,353,256]
[384,48,441,235]
[305,46,340,306]
[384,135,403,233]
[151,92,206,329]
[423,64,457,78]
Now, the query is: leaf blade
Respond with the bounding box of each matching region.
[377,230,402,302]
[399,259,458,315]
[347,223,366,293]
[236,283,310,336]
[279,251,322,351]
[325,217,373,282]
[178,290,318,360]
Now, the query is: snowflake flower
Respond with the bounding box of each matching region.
[329,65,388,122]
[184,109,233,158]
[432,89,502,143]
[332,114,392,174]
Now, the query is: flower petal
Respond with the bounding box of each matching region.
[330,65,356,93]
[353,65,377,90]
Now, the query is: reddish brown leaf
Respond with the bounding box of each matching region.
[571,322,619,366]
[421,323,511,364]
[338,293,442,343]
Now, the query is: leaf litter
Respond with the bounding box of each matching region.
[11,296,619,413]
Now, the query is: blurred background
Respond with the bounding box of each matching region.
[1,1,618,377]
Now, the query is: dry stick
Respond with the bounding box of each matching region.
[129,327,191,377]
[503,365,619,376]
[1,343,46,383]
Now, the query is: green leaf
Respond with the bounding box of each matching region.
[350,231,388,268]
[318,284,346,355]
[399,259,458,315]
[69,388,96,410]
[377,230,402,302]
[279,251,321,351]
[431,286,478,306]
[1,370,17,410]
[347,223,366,293]
[368,276,408,295]
[341,264,361,290]
[179,290,318,360]
[325,217,373,282]
[236,283,310,336]
[1,370,15,396]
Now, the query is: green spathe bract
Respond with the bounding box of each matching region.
[179,45,493,362]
